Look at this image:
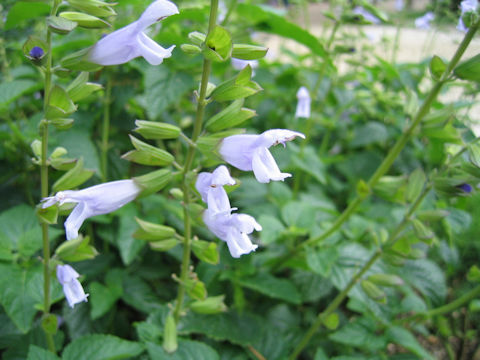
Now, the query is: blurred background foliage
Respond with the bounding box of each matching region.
[1,0,480,359]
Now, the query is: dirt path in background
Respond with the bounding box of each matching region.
[262,1,480,125]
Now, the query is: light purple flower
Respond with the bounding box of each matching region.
[231,58,259,76]
[203,209,261,258]
[196,165,236,215]
[220,129,305,183]
[57,264,88,308]
[295,86,311,118]
[89,0,179,65]
[42,180,141,240]
[457,0,478,32]
[353,6,381,24]
[395,0,404,11]
[415,12,435,30]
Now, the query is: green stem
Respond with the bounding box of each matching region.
[173,0,218,323]
[272,19,479,271]
[289,186,431,359]
[101,74,112,182]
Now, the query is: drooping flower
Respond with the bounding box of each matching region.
[89,0,179,66]
[57,264,89,308]
[220,129,305,183]
[353,6,381,24]
[196,165,236,215]
[295,86,311,118]
[457,0,478,32]
[415,12,435,30]
[203,209,261,258]
[42,180,141,240]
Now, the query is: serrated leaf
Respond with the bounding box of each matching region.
[89,282,121,320]
[386,326,435,360]
[62,334,144,360]
[146,340,219,360]
[306,246,339,277]
[236,272,301,304]
[27,345,61,360]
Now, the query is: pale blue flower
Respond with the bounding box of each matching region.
[220,129,305,183]
[415,12,434,30]
[395,0,405,11]
[196,165,236,215]
[295,86,311,119]
[457,0,478,32]
[203,208,261,258]
[57,264,88,308]
[89,0,179,65]
[353,6,381,24]
[42,180,141,240]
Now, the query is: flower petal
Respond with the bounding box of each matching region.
[256,129,306,148]
[57,264,79,284]
[252,147,291,183]
[211,165,236,186]
[137,32,175,65]
[63,279,89,308]
[64,202,91,241]
[89,24,139,65]
[220,134,259,171]
[137,0,179,30]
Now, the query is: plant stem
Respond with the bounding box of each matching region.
[40,1,60,353]
[289,186,431,359]
[173,0,218,323]
[101,74,112,182]
[272,19,479,271]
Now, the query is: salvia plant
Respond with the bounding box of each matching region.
[1,0,480,359]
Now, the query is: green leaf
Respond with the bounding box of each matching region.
[5,2,50,30]
[62,334,144,360]
[323,313,339,330]
[329,317,387,351]
[469,299,480,312]
[59,11,110,28]
[47,15,77,34]
[141,67,195,120]
[411,218,435,243]
[236,4,325,57]
[351,122,388,148]
[52,157,94,192]
[361,280,386,303]
[306,246,339,277]
[258,214,285,244]
[454,53,480,82]
[468,143,480,168]
[467,265,480,282]
[122,274,163,313]
[204,25,232,62]
[36,204,58,225]
[116,204,145,266]
[67,72,102,102]
[0,80,39,108]
[89,281,121,320]
[27,345,61,360]
[386,326,435,360]
[429,55,446,80]
[236,272,301,304]
[191,239,219,264]
[146,340,219,360]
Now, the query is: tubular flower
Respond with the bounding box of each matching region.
[195,165,236,215]
[295,86,311,118]
[89,0,179,65]
[42,180,141,240]
[457,0,478,32]
[219,129,305,183]
[203,209,261,258]
[57,264,89,308]
[415,12,434,30]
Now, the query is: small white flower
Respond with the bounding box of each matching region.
[203,209,261,258]
[196,165,236,215]
[353,6,381,24]
[415,12,435,30]
[457,0,478,32]
[42,180,141,240]
[57,264,89,308]
[295,86,311,118]
[89,0,179,65]
[220,129,305,183]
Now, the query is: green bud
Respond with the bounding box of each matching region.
[51,147,68,159]
[429,55,446,80]
[203,25,232,62]
[191,239,219,265]
[205,99,256,132]
[232,44,268,60]
[181,43,202,55]
[162,315,177,353]
[322,313,339,330]
[149,239,179,252]
[169,188,183,200]
[42,314,58,335]
[36,204,58,225]
[23,37,47,65]
[361,280,386,303]
[66,72,103,102]
[190,295,227,314]
[367,273,404,287]
[122,135,174,166]
[61,47,102,72]
[134,120,181,140]
[356,179,370,199]
[185,277,207,300]
[188,31,206,45]
[211,65,262,102]
[46,85,77,119]
[134,169,172,198]
[47,15,77,34]
[67,0,116,18]
[411,218,435,244]
[417,209,449,222]
[59,11,110,29]
[133,217,176,241]
[405,168,426,203]
[467,265,480,282]
[31,139,42,159]
[51,118,74,130]
[373,176,405,201]
[55,235,99,262]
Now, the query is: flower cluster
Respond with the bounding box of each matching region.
[197,130,304,257]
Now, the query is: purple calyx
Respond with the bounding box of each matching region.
[457,183,473,193]
[29,46,44,59]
